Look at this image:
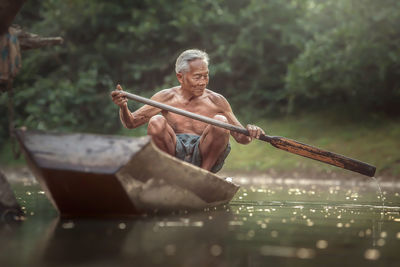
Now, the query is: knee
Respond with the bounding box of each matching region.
[147,115,167,135]
[211,115,230,136]
[213,114,228,123]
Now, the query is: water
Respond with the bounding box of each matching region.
[1,175,400,266]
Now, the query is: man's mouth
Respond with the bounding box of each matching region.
[194,90,204,95]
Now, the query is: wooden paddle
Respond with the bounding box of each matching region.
[121,91,376,177]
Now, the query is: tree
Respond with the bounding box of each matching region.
[286,0,400,115]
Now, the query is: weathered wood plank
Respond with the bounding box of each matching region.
[15,129,239,217]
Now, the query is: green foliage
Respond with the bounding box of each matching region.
[286,0,400,114]
[7,0,304,140]
[225,112,400,176]
[1,0,399,150]
[14,65,116,132]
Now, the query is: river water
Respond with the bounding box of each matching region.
[1,173,400,266]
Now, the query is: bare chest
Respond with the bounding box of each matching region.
[163,100,221,135]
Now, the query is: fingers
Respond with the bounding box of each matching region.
[111,84,124,96]
[111,84,127,107]
[246,124,256,139]
[114,96,127,106]
[246,124,265,139]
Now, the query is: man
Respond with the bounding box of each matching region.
[111,49,265,173]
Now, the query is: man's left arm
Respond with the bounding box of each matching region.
[216,95,265,144]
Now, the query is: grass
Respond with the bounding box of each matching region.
[0,140,26,166]
[224,111,400,177]
[1,111,399,177]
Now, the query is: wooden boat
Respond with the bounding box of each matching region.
[15,129,239,217]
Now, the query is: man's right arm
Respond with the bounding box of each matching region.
[120,102,162,129]
[111,84,170,129]
[119,104,135,129]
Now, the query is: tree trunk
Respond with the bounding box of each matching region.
[0,0,25,34]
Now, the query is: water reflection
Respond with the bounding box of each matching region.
[40,218,132,266]
[1,176,400,266]
[22,208,235,266]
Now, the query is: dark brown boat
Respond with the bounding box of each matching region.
[15,129,239,217]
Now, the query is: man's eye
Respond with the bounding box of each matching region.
[193,75,208,80]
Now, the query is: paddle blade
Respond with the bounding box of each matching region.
[268,136,376,177]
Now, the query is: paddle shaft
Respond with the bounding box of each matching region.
[122,91,376,177]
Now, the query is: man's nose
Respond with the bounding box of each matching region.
[198,77,208,85]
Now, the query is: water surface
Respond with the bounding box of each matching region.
[1,175,400,266]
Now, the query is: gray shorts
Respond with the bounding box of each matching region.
[175,133,231,173]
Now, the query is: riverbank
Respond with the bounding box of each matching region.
[1,164,398,187]
[224,112,400,178]
[1,111,399,178]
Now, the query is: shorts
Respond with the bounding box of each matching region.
[175,133,231,173]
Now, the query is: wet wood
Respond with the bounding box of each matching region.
[123,91,376,177]
[15,129,239,217]
[264,136,376,177]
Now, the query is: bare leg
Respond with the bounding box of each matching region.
[147,115,176,156]
[199,115,230,171]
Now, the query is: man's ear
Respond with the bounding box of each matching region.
[176,72,183,84]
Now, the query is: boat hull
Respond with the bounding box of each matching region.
[15,129,239,217]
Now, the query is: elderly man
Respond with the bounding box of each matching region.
[111,49,265,173]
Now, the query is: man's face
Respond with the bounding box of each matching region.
[177,59,209,97]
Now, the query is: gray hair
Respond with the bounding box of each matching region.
[175,49,209,74]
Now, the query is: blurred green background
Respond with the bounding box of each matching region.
[1,0,399,176]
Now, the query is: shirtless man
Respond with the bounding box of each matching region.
[111,49,265,173]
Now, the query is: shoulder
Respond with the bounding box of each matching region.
[205,89,231,109]
[151,87,179,102]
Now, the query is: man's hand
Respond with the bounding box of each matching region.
[111,84,128,108]
[246,124,265,140]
